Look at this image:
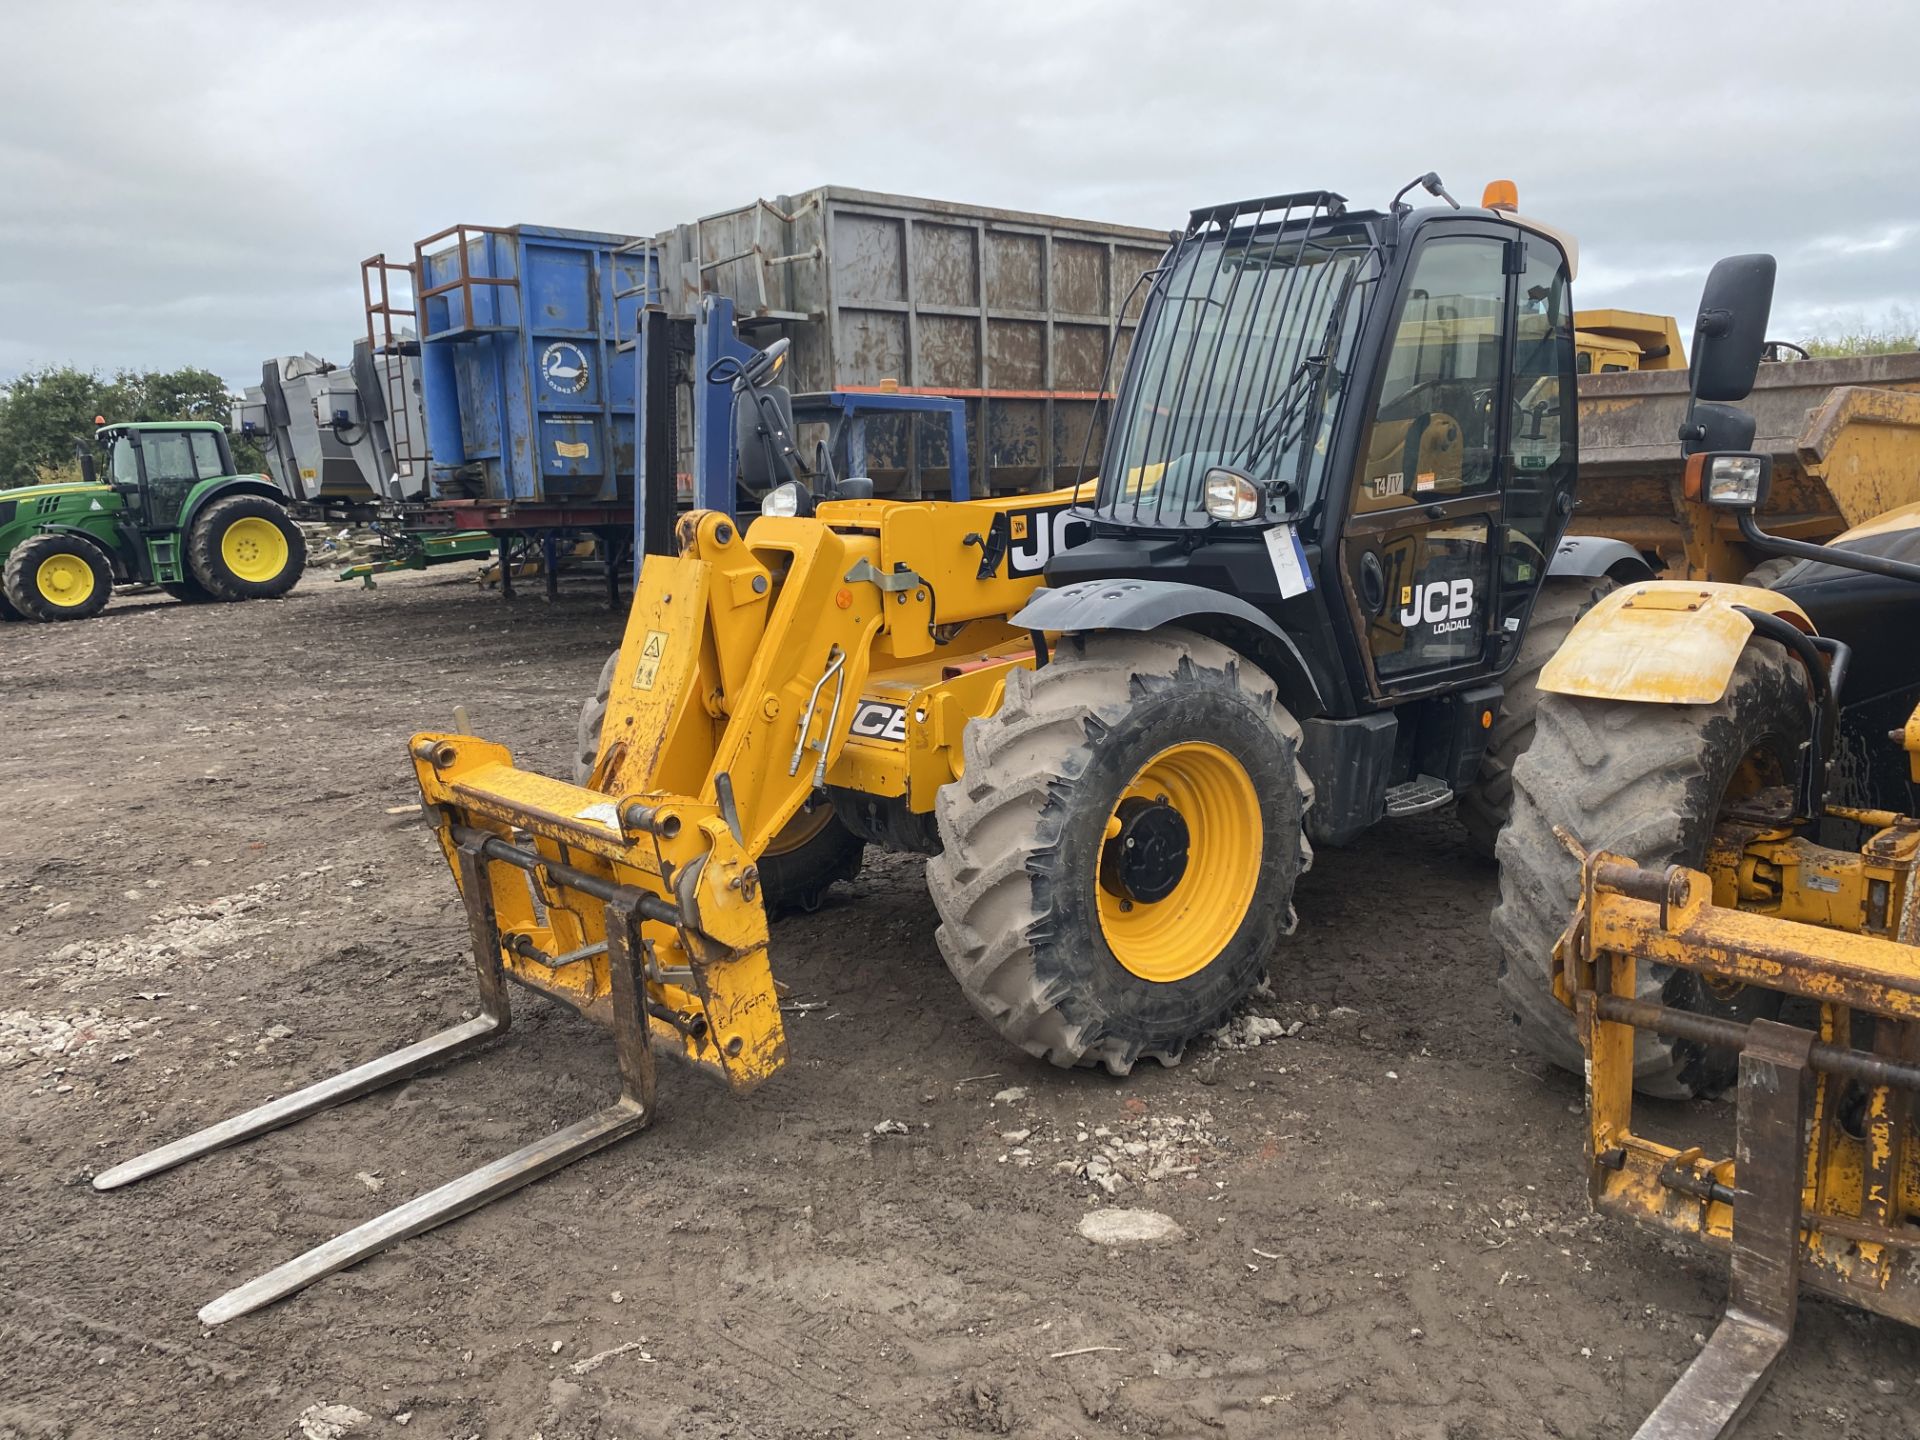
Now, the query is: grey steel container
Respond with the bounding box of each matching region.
[655,186,1170,497]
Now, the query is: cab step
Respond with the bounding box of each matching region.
[1383,774,1455,817]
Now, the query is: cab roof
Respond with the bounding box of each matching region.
[98,420,226,434]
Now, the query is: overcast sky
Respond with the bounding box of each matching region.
[3,1,1915,389]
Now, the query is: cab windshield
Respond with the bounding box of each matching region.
[1096,215,1378,529]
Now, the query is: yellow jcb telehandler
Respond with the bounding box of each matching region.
[1510,256,1920,1435]
[98,177,1900,1345]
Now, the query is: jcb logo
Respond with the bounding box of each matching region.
[848,700,908,743]
[1007,506,1093,578]
[1399,578,1475,628]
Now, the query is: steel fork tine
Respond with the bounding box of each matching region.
[94,839,513,1194]
[92,1015,505,1191]
[198,1099,648,1325]
[196,892,658,1325]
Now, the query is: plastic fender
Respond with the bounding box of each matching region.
[1538,580,1815,706]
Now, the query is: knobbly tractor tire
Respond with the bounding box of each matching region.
[161,576,223,604]
[187,495,306,601]
[1491,642,1807,1098]
[3,533,113,622]
[1741,556,1798,590]
[574,650,864,915]
[926,630,1313,1075]
[1458,577,1617,860]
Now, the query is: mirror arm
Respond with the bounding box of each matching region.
[1735,509,1920,585]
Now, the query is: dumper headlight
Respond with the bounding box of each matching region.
[760,482,814,518]
[1703,453,1771,510]
[1203,466,1260,521]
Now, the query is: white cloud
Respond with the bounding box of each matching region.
[2,0,1916,386]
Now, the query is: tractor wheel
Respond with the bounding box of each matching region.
[3,534,113,622]
[0,588,20,621]
[161,576,223,604]
[574,650,864,914]
[1741,557,1798,590]
[1458,577,1617,860]
[187,496,306,601]
[926,630,1313,1074]
[1491,642,1806,1098]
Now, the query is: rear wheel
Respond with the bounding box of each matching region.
[1458,576,1617,859]
[188,496,306,600]
[574,650,864,914]
[926,630,1312,1074]
[1491,642,1806,1097]
[3,534,113,621]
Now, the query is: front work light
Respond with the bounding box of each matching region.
[1704,453,1770,509]
[1203,466,1260,521]
[760,481,814,518]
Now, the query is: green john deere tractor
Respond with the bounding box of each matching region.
[0,421,306,622]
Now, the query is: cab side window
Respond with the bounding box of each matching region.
[1496,243,1577,656]
[190,431,226,479]
[1352,238,1507,514]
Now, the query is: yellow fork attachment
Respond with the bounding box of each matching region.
[1559,825,1920,1439]
[90,507,922,1322]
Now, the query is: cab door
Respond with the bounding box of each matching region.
[1335,224,1574,697]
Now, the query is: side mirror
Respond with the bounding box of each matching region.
[1689,254,1776,403]
[1679,399,1757,457]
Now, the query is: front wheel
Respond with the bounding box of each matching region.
[926,630,1313,1074]
[1491,642,1806,1098]
[188,496,306,601]
[3,534,113,621]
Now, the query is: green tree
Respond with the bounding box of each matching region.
[0,366,110,487]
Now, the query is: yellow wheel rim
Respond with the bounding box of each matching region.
[221,516,289,583]
[766,801,835,857]
[1096,741,1262,983]
[35,552,96,608]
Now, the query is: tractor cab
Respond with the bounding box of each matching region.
[1040,180,1580,842]
[95,421,243,534]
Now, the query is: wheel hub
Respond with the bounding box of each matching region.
[1101,796,1190,905]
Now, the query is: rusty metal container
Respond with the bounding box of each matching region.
[655,187,1170,497]
[1575,351,1920,573]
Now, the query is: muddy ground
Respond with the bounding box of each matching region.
[1,567,1914,1440]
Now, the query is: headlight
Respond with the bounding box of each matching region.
[1203,467,1260,521]
[1705,454,1765,508]
[760,481,810,518]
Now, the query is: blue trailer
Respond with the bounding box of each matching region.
[413,224,659,509]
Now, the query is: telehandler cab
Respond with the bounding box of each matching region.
[0,420,305,621]
[97,177,1622,1320]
